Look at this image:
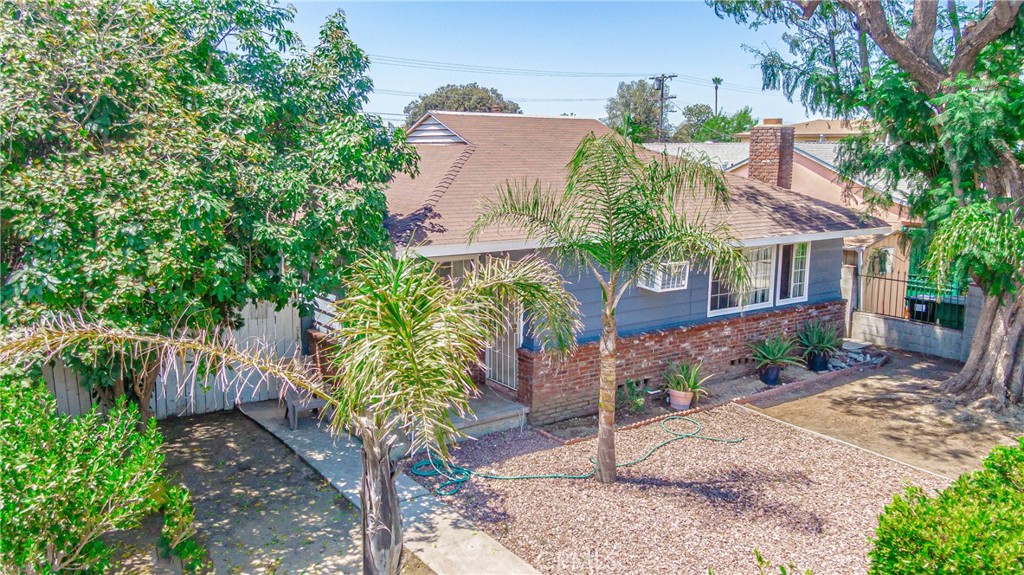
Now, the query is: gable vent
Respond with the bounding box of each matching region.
[408,115,467,144]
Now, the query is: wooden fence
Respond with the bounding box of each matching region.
[44,301,301,419]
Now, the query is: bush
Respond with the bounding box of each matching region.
[0,369,203,573]
[868,439,1024,575]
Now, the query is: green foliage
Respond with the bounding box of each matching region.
[0,368,200,574]
[675,105,758,142]
[323,252,579,459]
[750,335,802,370]
[616,380,646,414]
[868,439,1024,575]
[604,80,672,141]
[663,361,712,398]
[402,83,521,126]
[796,321,841,359]
[160,485,209,573]
[1,0,416,389]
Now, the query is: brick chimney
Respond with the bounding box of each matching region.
[490,104,502,113]
[747,118,794,189]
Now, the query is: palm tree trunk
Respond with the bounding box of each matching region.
[595,303,617,483]
[360,427,403,575]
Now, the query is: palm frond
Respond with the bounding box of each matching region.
[0,314,324,405]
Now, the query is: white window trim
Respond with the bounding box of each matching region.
[707,246,776,318]
[776,242,811,305]
[638,260,691,293]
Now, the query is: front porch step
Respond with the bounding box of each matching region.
[453,385,528,440]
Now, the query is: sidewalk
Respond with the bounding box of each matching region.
[239,401,539,575]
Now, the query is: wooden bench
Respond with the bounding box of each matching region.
[284,389,330,430]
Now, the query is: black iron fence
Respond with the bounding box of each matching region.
[859,271,967,330]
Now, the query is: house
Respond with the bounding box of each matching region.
[383,111,889,424]
[734,118,874,143]
[647,119,972,334]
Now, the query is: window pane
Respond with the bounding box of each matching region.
[711,246,773,312]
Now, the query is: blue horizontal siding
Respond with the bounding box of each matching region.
[521,238,845,350]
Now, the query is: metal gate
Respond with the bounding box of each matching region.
[485,303,523,391]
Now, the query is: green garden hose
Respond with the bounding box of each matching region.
[410,415,744,496]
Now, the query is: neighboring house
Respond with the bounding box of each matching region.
[734,118,873,143]
[383,111,888,424]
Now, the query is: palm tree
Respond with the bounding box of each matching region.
[712,77,723,116]
[469,133,748,483]
[0,252,579,575]
[319,252,578,574]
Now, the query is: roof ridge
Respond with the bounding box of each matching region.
[424,144,476,209]
[429,110,598,120]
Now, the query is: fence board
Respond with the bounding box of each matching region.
[44,301,301,418]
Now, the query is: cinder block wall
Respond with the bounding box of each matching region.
[518,300,846,425]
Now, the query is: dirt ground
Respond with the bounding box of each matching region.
[411,403,948,575]
[109,411,432,575]
[749,350,1024,478]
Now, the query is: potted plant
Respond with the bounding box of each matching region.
[797,320,841,372]
[750,335,801,386]
[663,361,711,410]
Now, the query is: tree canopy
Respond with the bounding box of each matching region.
[0,0,417,415]
[403,83,521,126]
[712,0,1024,405]
[604,80,672,142]
[674,105,758,142]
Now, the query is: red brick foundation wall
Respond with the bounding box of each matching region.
[518,299,845,425]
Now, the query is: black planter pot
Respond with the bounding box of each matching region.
[806,353,830,372]
[759,365,781,386]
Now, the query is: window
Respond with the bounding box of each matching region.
[777,242,810,303]
[638,261,690,292]
[709,246,774,315]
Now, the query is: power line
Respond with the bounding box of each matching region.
[367,53,785,97]
[375,88,605,103]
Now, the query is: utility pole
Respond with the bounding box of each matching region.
[649,74,677,141]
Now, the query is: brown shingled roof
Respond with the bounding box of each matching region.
[385,112,888,253]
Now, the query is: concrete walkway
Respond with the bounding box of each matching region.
[239,401,539,575]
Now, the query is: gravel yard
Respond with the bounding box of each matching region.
[410,403,949,575]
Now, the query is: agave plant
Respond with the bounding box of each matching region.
[750,335,802,370]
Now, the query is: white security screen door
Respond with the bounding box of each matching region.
[485,303,523,390]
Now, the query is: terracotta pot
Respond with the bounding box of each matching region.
[667,389,693,410]
[759,365,781,386]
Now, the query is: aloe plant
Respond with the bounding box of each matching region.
[797,321,841,359]
[750,336,802,370]
[664,361,711,402]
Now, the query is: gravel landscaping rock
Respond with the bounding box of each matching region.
[410,403,949,575]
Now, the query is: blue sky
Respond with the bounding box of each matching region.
[289,2,811,125]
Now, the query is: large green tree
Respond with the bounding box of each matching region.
[403,83,521,126]
[714,0,1024,407]
[604,79,673,142]
[0,0,417,419]
[470,133,747,483]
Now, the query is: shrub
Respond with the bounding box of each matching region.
[616,380,646,414]
[868,439,1024,575]
[795,320,841,359]
[0,369,204,573]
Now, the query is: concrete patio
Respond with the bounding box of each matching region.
[239,387,537,575]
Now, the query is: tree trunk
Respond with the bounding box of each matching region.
[595,303,617,483]
[943,290,1024,407]
[360,427,403,575]
[133,361,160,423]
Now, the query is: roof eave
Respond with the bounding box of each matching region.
[401,226,894,258]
